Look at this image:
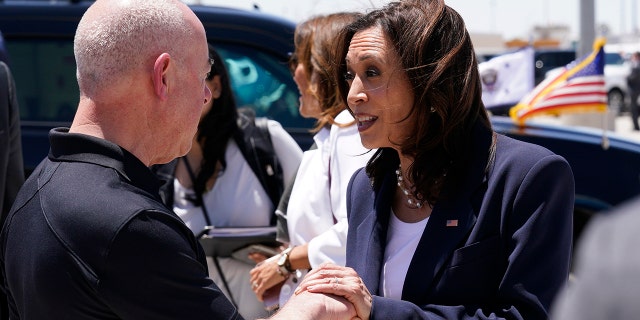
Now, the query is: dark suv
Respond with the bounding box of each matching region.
[2,0,640,243]
[0,0,314,176]
[533,49,576,85]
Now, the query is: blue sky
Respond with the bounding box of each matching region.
[189,0,637,40]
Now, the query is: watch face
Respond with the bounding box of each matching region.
[277,254,286,266]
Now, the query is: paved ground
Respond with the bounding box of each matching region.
[611,113,640,142]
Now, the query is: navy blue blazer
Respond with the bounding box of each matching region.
[345,129,574,319]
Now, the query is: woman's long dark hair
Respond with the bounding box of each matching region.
[335,0,491,205]
[193,44,239,197]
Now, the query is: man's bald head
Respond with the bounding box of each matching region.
[70,0,211,166]
[74,0,197,97]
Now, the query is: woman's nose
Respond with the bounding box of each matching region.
[347,77,367,107]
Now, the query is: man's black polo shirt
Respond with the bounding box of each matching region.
[0,128,241,319]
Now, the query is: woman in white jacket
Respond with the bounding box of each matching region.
[249,12,372,308]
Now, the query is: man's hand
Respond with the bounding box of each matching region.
[269,290,359,320]
[294,263,371,320]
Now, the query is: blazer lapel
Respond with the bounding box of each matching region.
[354,171,395,295]
[401,194,478,303]
[355,212,385,294]
[402,122,493,304]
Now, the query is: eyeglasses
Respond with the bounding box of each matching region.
[287,52,298,74]
[207,58,217,80]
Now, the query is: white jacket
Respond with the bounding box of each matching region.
[281,109,373,303]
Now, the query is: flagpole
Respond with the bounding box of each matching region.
[602,105,610,150]
[509,38,608,126]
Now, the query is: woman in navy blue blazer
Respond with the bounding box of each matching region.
[292,0,574,319]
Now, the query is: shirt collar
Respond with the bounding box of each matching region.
[48,127,162,196]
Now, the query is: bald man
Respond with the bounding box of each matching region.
[0,1,356,319]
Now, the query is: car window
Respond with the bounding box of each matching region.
[5,39,313,131]
[214,44,314,130]
[6,39,78,124]
[605,52,625,65]
[535,52,575,68]
[534,51,576,84]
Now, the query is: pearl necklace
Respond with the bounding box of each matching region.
[395,165,424,209]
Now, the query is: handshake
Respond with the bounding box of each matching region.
[257,263,372,320]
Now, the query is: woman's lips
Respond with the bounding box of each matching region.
[356,115,377,132]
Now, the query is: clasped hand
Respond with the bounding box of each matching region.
[294,263,372,320]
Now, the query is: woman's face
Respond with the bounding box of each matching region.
[293,62,322,119]
[201,74,222,122]
[201,78,215,121]
[344,26,415,151]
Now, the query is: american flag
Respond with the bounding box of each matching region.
[509,38,607,125]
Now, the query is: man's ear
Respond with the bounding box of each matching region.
[210,75,222,99]
[153,53,172,101]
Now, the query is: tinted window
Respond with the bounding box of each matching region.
[7,39,78,124]
[534,51,576,84]
[214,44,313,130]
[605,52,625,65]
[535,51,575,68]
[6,40,313,131]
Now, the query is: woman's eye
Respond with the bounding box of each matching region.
[343,71,355,81]
[365,69,379,77]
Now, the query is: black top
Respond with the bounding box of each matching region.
[0,57,24,320]
[0,128,242,319]
[0,61,23,226]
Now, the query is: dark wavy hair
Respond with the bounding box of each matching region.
[335,0,491,205]
[192,44,239,197]
[291,12,361,132]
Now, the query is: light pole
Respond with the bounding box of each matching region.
[579,0,595,58]
[633,0,638,34]
[490,0,496,33]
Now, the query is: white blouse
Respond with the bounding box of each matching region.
[173,120,302,233]
[380,211,430,300]
[172,120,302,320]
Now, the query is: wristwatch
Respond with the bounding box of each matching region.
[276,247,294,277]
